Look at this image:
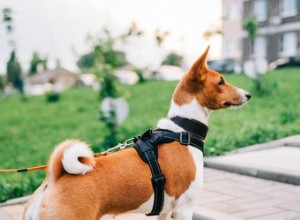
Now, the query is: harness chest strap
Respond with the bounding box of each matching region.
[133,116,208,216]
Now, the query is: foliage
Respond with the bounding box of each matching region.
[243,15,258,41]
[2,7,15,49]
[154,28,169,46]
[77,30,128,70]
[119,22,143,42]
[46,92,60,103]
[162,52,183,67]
[77,26,144,149]
[243,15,266,96]
[96,66,122,148]
[134,68,145,83]
[0,75,5,92]
[97,66,120,99]
[203,27,222,40]
[0,68,300,201]
[77,49,127,71]
[2,8,13,33]
[29,52,47,75]
[6,50,23,94]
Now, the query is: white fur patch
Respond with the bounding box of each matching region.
[167,99,212,125]
[62,143,95,175]
[230,87,251,109]
[157,99,206,219]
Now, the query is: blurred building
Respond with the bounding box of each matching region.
[25,68,79,95]
[223,0,300,65]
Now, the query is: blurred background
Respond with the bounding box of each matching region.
[0,0,299,202]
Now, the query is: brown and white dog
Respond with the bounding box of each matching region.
[24,47,251,220]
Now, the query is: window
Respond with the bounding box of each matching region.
[253,36,267,58]
[253,0,267,22]
[279,32,297,57]
[280,0,297,17]
[223,4,230,20]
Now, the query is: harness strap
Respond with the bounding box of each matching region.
[144,150,165,216]
[133,128,205,216]
[134,130,166,216]
[154,129,204,153]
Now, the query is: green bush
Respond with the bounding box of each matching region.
[46,92,60,103]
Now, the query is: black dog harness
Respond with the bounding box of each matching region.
[133,116,208,216]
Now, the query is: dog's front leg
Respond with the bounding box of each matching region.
[157,212,172,220]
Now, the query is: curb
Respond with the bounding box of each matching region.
[0,196,30,207]
[204,160,300,185]
[204,135,300,185]
[223,135,300,155]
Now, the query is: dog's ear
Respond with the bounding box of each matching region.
[188,46,210,82]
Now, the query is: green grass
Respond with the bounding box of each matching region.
[0,68,300,201]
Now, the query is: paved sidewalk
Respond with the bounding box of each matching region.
[1,168,300,220]
[195,168,300,220]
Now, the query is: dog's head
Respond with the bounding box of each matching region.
[173,46,251,110]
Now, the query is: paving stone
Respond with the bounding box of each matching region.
[285,185,300,193]
[233,207,284,219]
[211,187,255,198]
[202,202,245,214]
[250,211,300,220]
[198,191,225,200]
[276,201,300,212]
[2,204,24,220]
[197,194,234,205]
[226,194,272,205]
[194,205,243,220]
[204,180,238,189]
[0,208,11,220]
[267,191,300,201]
[239,198,283,209]
[250,182,297,194]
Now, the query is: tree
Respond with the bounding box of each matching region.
[6,50,23,94]
[77,29,128,71]
[77,25,143,149]
[243,15,265,96]
[243,15,258,42]
[162,52,183,67]
[0,76,5,93]
[29,52,47,75]
[98,65,121,148]
[2,7,24,95]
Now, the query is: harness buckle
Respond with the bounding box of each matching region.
[179,132,190,145]
[151,174,166,186]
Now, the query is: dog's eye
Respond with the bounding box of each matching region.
[218,79,225,86]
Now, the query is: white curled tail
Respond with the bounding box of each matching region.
[48,139,96,181]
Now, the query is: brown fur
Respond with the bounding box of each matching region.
[173,46,244,109]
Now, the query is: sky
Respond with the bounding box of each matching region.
[0,0,222,73]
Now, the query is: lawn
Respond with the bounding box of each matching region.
[0,68,300,201]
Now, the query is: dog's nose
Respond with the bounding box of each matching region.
[246,93,252,100]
